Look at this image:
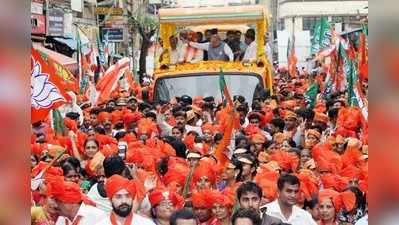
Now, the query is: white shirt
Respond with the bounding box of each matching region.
[156,113,203,136]
[55,203,107,225]
[95,213,156,225]
[179,43,204,63]
[189,42,234,61]
[354,214,368,225]
[87,183,112,213]
[170,49,179,65]
[242,41,257,62]
[264,200,317,225]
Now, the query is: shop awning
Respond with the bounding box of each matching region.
[32,42,78,72]
[53,37,91,55]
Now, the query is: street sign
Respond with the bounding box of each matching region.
[95,7,123,16]
[102,28,124,42]
[47,8,64,36]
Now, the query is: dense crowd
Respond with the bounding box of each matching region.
[31,36,368,225]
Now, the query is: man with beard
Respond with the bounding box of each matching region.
[47,178,106,225]
[263,175,317,225]
[95,175,155,225]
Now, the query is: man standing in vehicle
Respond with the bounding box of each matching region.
[187,34,234,61]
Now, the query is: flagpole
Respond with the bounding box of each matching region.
[75,24,82,93]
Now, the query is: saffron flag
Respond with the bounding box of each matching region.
[36,50,78,93]
[358,31,368,81]
[218,68,233,106]
[31,48,70,123]
[287,35,298,77]
[95,57,130,105]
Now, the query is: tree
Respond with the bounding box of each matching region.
[128,4,158,84]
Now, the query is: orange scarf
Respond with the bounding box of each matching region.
[110,212,133,225]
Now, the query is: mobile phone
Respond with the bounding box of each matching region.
[118,141,128,160]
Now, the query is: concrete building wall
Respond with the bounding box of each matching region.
[278,1,367,18]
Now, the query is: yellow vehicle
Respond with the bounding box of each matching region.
[153,5,273,104]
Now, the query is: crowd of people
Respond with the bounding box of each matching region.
[31,29,368,225]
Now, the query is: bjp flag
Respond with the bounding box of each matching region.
[31,48,71,124]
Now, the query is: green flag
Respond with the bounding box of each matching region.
[52,109,66,136]
[304,83,319,109]
[218,68,233,106]
[311,17,331,55]
[337,42,358,107]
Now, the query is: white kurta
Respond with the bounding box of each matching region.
[264,200,317,225]
[87,183,112,213]
[55,203,107,225]
[94,213,156,225]
[242,41,257,62]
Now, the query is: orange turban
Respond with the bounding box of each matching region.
[31,143,45,156]
[314,112,329,124]
[64,118,78,132]
[314,102,327,113]
[312,143,343,173]
[137,118,158,136]
[105,175,136,199]
[201,123,214,135]
[319,189,356,212]
[336,107,362,131]
[192,189,213,209]
[321,174,349,192]
[283,110,297,119]
[32,161,63,180]
[163,162,189,187]
[47,178,94,205]
[123,112,142,127]
[98,112,112,124]
[280,100,297,110]
[306,129,321,139]
[207,189,234,208]
[296,171,319,201]
[252,133,266,144]
[111,111,124,124]
[100,144,118,157]
[270,150,299,172]
[192,161,216,185]
[244,124,261,136]
[149,189,184,209]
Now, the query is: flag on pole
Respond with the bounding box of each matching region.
[96,29,106,66]
[287,35,298,77]
[311,17,332,56]
[304,82,319,109]
[52,109,66,136]
[31,48,70,123]
[95,57,130,105]
[35,48,78,93]
[358,31,368,81]
[218,68,233,106]
[76,30,89,95]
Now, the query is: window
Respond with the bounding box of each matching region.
[331,16,344,23]
[303,16,319,35]
[278,18,285,31]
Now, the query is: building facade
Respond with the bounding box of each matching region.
[277,0,368,34]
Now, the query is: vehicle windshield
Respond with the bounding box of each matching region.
[154,73,264,104]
